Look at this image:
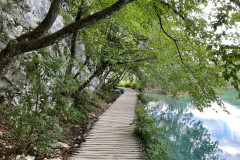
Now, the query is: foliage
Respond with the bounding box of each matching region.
[134,94,168,160]
[5,52,65,153]
[60,9,74,25]
[206,1,240,97]
[79,0,229,109]
[97,88,122,103]
[2,49,96,154]
[2,0,240,157]
[1,0,240,109]
[118,81,140,90]
[137,92,152,104]
[74,90,100,113]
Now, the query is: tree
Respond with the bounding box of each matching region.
[0,0,237,107]
[0,0,134,74]
[1,0,239,156]
[208,0,240,97]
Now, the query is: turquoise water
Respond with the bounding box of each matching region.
[148,89,240,160]
[217,88,240,107]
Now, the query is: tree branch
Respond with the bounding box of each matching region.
[156,13,207,95]
[117,57,155,65]
[94,68,111,93]
[16,0,134,52]
[0,0,135,74]
[160,0,185,20]
[75,63,107,94]
[16,0,64,42]
[103,67,128,89]
[230,0,240,7]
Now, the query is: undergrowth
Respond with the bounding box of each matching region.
[118,80,141,90]
[97,88,122,103]
[134,92,168,160]
[0,50,122,158]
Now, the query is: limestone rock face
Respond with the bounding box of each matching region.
[0,0,99,106]
[0,0,67,106]
[0,0,64,41]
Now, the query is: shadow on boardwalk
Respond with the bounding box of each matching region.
[68,88,145,160]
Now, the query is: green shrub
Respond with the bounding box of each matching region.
[130,82,139,89]
[97,88,121,103]
[6,52,70,154]
[134,101,168,160]
[9,97,64,154]
[4,50,91,154]
[118,81,126,87]
[124,81,131,87]
[119,81,131,87]
[118,81,140,90]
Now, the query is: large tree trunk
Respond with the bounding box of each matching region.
[0,0,134,75]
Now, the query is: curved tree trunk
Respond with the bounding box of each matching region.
[17,0,64,42]
[0,0,134,75]
[76,64,107,94]
[94,68,111,93]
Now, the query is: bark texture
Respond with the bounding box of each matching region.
[16,0,64,42]
[0,0,135,75]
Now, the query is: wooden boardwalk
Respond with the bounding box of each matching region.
[69,88,145,160]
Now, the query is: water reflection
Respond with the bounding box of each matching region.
[148,97,240,160]
[192,102,240,160]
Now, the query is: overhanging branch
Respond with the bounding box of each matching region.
[0,0,135,74]
[230,0,240,7]
[160,0,185,20]
[156,13,207,95]
[15,0,135,53]
[16,0,64,42]
[117,57,155,65]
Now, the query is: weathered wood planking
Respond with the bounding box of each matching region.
[68,88,145,160]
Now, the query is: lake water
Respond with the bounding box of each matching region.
[192,102,240,160]
[148,93,240,160]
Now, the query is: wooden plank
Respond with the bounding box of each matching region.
[68,88,145,159]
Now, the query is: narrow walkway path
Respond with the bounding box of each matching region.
[69,88,145,160]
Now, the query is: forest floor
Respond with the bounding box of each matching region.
[0,97,118,160]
